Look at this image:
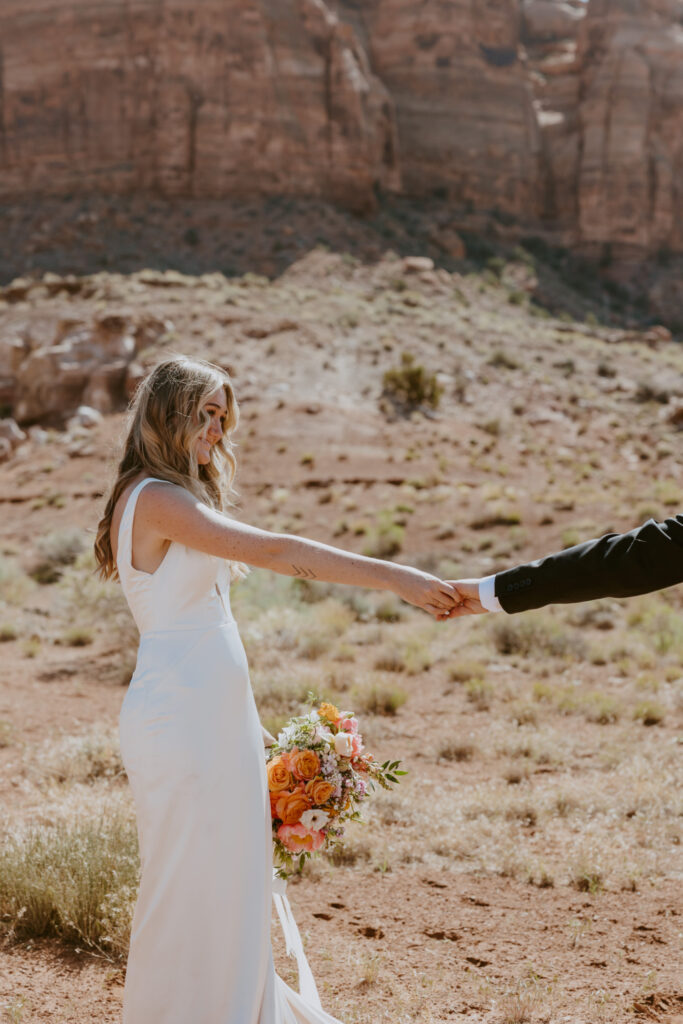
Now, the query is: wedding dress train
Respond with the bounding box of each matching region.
[117,477,343,1023]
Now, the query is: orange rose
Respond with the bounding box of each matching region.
[275,791,312,825]
[267,755,293,793]
[305,778,335,805]
[318,702,341,724]
[290,749,321,782]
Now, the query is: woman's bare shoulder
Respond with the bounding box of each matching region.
[134,479,206,533]
[110,475,187,558]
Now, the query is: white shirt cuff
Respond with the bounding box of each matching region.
[479,575,503,612]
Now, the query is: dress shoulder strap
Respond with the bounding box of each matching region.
[116,477,172,572]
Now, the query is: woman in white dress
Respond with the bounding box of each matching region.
[94,356,456,1024]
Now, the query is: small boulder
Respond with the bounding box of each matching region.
[665,402,683,429]
[0,417,27,447]
[403,256,435,273]
[68,405,103,429]
[27,425,49,444]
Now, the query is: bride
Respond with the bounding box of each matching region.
[94,356,456,1024]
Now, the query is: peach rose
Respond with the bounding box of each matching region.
[290,749,321,782]
[338,715,358,734]
[277,823,326,853]
[267,755,293,793]
[275,790,312,825]
[305,778,335,805]
[318,702,341,725]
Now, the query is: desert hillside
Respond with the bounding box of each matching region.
[0,251,681,1023]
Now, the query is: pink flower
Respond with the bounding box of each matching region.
[349,734,363,757]
[277,823,326,853]
[339,716,359,734]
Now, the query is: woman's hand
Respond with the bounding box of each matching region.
[443,579,487,617]
[262,725,276,747]
[393,568,458,620]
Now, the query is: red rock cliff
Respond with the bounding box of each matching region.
[0,0,681,258]
[0,0,399,211]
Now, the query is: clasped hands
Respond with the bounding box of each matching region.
[429,578,488,620]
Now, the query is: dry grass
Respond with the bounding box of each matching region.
[25,725,126,787]
[0,796,137,961]
[0,556,34,606]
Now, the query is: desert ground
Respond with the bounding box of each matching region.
[0,248,681,1023]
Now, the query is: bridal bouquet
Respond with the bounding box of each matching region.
[266,700,406,878]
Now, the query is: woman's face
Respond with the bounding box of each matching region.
[196,386,228,465]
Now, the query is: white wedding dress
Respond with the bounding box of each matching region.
[117,477,344,1024]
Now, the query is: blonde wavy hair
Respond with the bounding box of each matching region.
[94,355,244,581]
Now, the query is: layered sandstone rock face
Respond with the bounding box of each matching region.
[336,0,543,218]
[0,0,399,211]
[575,0,683,258]
[523,0,683,258]
[0,0,681,259]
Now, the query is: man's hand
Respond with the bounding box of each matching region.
[444,579,488,617]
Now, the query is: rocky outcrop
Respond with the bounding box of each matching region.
[0,0,398,212]
[0,298,170,424]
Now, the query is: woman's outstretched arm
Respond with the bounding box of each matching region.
[137,482,457,619]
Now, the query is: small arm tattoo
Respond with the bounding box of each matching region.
[291,564,317,580]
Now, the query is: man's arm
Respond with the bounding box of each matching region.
[448,515,683,615]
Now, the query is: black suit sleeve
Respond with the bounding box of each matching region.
[495,516,683,613]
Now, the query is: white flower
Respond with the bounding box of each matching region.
[334,732,354,757]
[277,724,298,746]
[300,809,330,830]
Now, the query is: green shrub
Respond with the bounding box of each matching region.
[0,720,14,748]
[464,677,494,708]
[438,742,475,762]
[61,626,94,647]
[373,648,404,673]
[449,659,487,683]
[30,528,87,584]
[633,701,665,726]
[362,513,404,559]
[373,595,404,623]
[487,349,519,370]
[352,679,408,715]
[381,353,442,413]
[492,614,587,660]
